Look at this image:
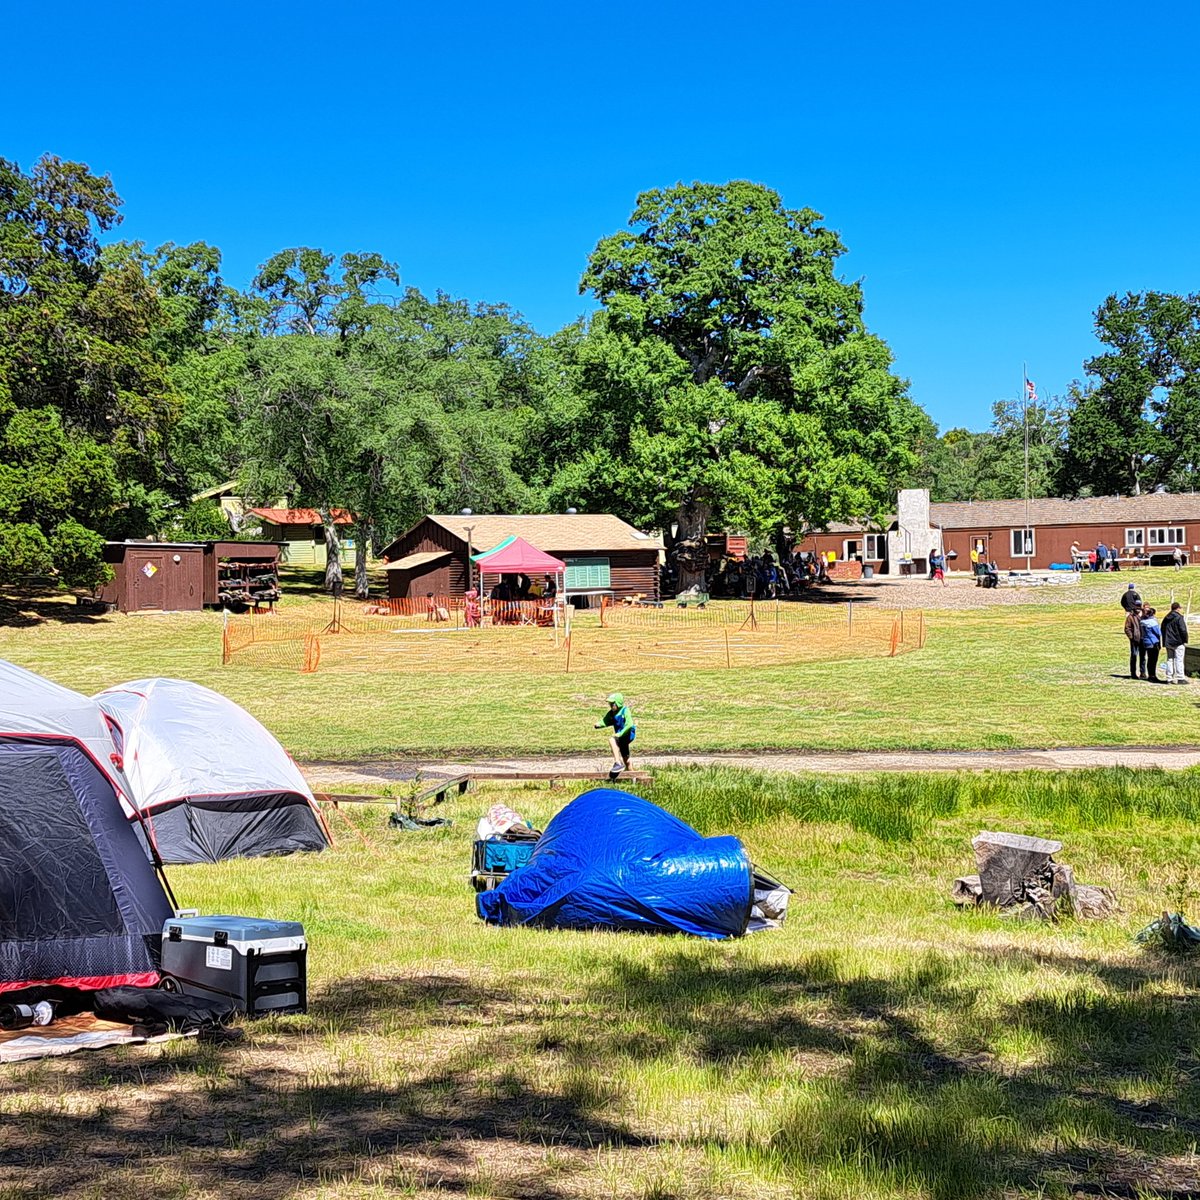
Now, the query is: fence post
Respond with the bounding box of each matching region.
[848,600,854,638]
[919,611,926,648]
[565,632,572,674]
[221,609,230,665]
[725,627,731,669]
[889,619,899,657]
[900,608,905,643]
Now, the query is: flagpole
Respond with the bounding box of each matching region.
[1023,363,1031,573]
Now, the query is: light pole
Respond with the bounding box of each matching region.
[461,509,475,598]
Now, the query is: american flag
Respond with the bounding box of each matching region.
[1025,378,1038,403]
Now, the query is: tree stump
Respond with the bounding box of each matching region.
[972,831,1062,907]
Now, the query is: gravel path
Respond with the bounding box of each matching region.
[301,744,1200,788]
[817,573,1196,610]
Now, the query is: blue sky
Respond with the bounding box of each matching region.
[5,0,1198,430]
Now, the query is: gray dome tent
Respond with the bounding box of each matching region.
[95,679,329,865]
[0,660,173,994]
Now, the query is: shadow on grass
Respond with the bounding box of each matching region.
[0,586,109,629]
[575,947,1200,1199]
[7,948,1200,1199]
[0,977,651,1200]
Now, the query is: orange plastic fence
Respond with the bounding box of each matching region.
[222,598,924,675]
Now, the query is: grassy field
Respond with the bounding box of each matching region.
[1,572,1196,759]
[5,767,1200,1198]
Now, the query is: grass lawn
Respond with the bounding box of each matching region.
[5,767,1200,1198]
[1,572,1197,759]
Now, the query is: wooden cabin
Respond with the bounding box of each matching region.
[380,514,663,604]
[244,508,356,569]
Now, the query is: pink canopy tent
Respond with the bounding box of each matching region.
[472,536,567,610]
[471,536,566,575]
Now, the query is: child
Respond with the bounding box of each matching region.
[595,693,635,780]
[464,588,481,628]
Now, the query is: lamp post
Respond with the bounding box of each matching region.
[460,508,475,598]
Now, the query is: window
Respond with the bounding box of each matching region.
[1149,527,1186,545]
[1125,528,1145,548]
[843,539,861,560]
[864,534,888,560]
[564,557,611,590]
[1010,528,1036,557]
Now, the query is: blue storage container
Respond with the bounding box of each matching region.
[471,838,537,891]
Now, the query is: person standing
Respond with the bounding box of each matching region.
[1140,605,1163,681]
[1124,603,1143,679]
[930,550,947,586]
[1120,583,1142,614]
[595,692,635,779]
[1173,546,1184,571]
[464,588,482,627]
[1162,601,1190,684]
[1096,541,1110,571]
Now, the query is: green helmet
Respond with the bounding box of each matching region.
[606,692,624,706]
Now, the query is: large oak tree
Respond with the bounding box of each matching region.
[552,181,923,587]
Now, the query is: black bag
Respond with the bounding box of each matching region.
[92,986,239,1034]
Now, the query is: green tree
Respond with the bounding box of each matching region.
[1059,292,1200,496]
[556,181,922,587]
[0,155,179,589]
[239,335,364,593]
[242,248,401,594]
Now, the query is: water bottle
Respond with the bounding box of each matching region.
[0,1001,55,1030]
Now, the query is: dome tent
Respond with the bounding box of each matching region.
[95,679,329,865]
[476,788,755,938]
[0,659,173,994]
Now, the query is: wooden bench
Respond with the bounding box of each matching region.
[319,774,471,808]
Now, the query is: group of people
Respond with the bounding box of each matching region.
[1076,541,1187,571]
[1121,584,1191,683]
[711,550,833,599]
[457,573,559,629]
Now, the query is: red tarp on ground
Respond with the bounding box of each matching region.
[472,536,566,574]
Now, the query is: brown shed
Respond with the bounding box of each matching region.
[380,514,663,604]
[99,542,206,612]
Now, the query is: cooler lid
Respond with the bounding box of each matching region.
[163,914,306,941]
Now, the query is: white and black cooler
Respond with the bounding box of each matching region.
[160,915,307,1015]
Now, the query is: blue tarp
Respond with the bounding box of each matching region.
[475,789,753,939]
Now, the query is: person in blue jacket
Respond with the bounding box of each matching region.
[1140,605,1163,682]
[595,693,635,779]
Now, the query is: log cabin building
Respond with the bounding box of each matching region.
[379,514,663,604]
[798,489,1200,575]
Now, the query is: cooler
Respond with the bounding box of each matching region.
[160,915,307,1016]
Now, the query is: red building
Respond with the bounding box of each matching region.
[798,491,1200,575]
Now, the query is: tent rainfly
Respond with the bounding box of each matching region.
[0,659,173,994]
[95,679,330,865]
[477,789,757,938]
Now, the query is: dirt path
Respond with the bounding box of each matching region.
[301,744,1200,787]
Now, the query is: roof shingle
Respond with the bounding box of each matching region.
[424,513,664,553]
[819,493,1200,534]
